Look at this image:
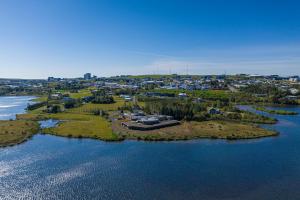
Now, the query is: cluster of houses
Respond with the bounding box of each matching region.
[43,74,300,102]
[120,107,222,131]
[229,75,300,100]
[121,110,180,130]
[75,75,228,91]
[0,78,44,89]
[119,95,133,101]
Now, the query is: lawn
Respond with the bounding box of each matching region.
[151,89,230,100]
[69,102,124,113]
[32,96,48,102]
[68,96,126,113]
[68,89,93,99]
[43,114,118,141]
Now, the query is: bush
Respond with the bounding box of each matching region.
[46,105,62,113]
[64,98,80,109]
[144,99,196,120]
[92,95,115,104]
[91,89,115,104]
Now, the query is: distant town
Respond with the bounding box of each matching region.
[0,73,299,146]
[1,73,299,103]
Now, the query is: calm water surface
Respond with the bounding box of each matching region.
[1,97,300,199]
[0,96,34,120]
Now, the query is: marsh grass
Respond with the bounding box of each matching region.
[43,114,119,141]
[0,120,39,147]
[255,106,298,115]
[113,120,278,141]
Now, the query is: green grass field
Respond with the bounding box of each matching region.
[68,96,124,113]
[151,89,230,100]
[32,96,48,102]
[0,120,39,147]
[68,89,93,99]
[43,113,118,141]
[17,111,119,141]
[68,96,144,113]
[68,101,124,113]
[187,121,277,139]
[17,98,121,141]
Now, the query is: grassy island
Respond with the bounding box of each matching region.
[0,120,39,147]
[255,106,298,115]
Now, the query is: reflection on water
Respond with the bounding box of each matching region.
[0,96,35,120]
[39,119,60,129]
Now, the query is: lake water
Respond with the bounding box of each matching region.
[0,96,35,120]
[1,97,300,199]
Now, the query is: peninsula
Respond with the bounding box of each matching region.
[2,73,299,146]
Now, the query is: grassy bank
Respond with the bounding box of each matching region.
[17,112,121,141]
[0,120,39,147]
[42,113,120,141]
[255,106,298,115]
[11,95,279,144]
[113,120,278,141]
[16,103,279,142]
[15,94,122,141]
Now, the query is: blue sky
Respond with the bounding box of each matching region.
[0,0,299,78]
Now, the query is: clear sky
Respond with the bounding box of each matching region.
[0,0,299,78]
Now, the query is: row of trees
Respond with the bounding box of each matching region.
[142,96,278,124]
[241,84,283,96]
[144,99,207,120]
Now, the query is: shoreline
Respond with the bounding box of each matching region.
[0,96,284,147]
[0,120,39,148]
[254,106,299,115]
[112,120,278,141]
